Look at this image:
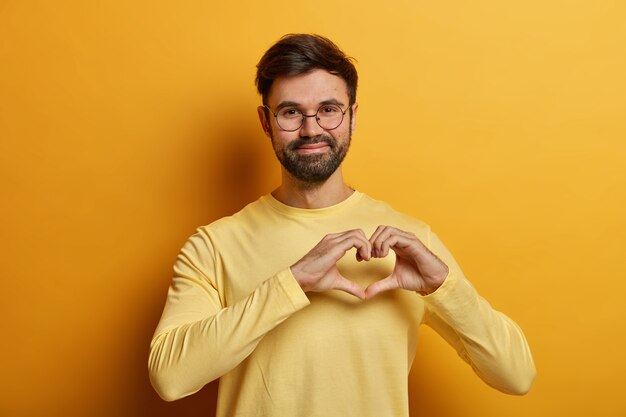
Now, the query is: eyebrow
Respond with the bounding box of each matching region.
[275,98,346,111]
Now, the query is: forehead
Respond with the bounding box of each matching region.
[267,69,349,107]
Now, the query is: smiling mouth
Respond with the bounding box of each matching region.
[296,143,330,154]
[298,142,329,149]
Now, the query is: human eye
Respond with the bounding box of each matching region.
[319,105,341,114]
[278,108,302,119]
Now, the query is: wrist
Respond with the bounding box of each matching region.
[289,264,312,292]
[420,266,449,295]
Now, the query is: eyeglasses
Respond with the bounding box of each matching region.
[264,104,348,132]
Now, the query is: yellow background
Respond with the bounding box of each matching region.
[1,1,625,416]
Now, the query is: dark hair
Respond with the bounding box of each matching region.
[255,34,358,106]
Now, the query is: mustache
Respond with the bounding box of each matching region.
[287,135,336,151]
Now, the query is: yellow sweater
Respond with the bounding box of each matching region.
[149,191,535,416]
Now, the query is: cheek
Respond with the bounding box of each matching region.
[271,132,296,150]
[335,125,352,142]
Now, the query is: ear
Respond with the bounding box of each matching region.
[350,102,358,132]
[257,106,272,138]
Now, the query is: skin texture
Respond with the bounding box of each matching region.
[257,69,449,299]
[257,69,357,208]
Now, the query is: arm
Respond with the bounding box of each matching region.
[148,228,371,401]
[422,232,536,394]
[364,226,536,395]
[148,231,310,401]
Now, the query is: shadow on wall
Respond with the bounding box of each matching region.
[99,99,497,416]
[122,102,490,417]
[128,108,270,417]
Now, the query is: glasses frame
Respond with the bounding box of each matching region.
[264,104,348,132]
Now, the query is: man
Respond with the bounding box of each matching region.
[149,34,535,416]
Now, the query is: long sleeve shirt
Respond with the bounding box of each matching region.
[149,191,535,416]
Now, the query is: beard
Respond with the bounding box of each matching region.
[272,133,351,184]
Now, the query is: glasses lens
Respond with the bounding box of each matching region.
[316,105,344,130]
[276,108,303,131]
[274,105,346,131]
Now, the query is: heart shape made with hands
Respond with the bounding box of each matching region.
[290,226,449,300]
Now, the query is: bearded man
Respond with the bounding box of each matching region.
[149,34,536,417]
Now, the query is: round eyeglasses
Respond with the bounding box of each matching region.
[264,104,348,132]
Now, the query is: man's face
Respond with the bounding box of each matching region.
[258,69,357,184]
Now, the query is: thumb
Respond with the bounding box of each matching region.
[332,272,366,300]
[364,275,399,300]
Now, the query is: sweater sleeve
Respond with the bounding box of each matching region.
[422,232,536,395]
[148,230,311,401]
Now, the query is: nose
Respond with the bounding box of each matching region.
[299,114,323,137]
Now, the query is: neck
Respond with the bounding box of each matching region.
[272,168,353,209]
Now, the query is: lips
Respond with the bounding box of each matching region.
[288,135,336,153]
[295,142,330,154]
[298,143,329,150]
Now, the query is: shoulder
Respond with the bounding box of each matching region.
[175,196,268,256]
[197,195,271,235]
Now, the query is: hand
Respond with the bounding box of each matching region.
[365,226,449,299]
[290,229,371,299]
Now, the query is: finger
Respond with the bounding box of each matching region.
[370,226,413,256]
[368,225,386,246]
[374,228,421,258]
[369,225,389,258]
[331,228,368,240]
[324,230,355,239]
[335,231,371,261]
[379,235,398,258]
[364,275,399,299]
[388,235,449,279]
[387,233,430,259]
[370,226,398,257]
[370,225,410,257]
[382,234,448,285]
[352,229,372,261]
[377,226,416,243]
[328,237,370,264]
[328,232,363,253]
[333,275,366,299]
